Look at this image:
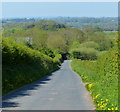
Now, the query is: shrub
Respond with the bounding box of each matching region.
[79,41,100,50]
[53,53,62,64]
[70,47,99,60]
[2,37,60,95]
[38,48,56,58]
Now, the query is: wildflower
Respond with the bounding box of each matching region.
[88,84,93,89]
[100,105,104,108]
[95,94,100,99]
[106,99,109,101]
[111,108,114,110]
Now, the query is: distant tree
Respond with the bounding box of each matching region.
[94,26,103,32]
[47,36,67,53]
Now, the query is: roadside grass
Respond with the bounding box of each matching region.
[71,47,118,111]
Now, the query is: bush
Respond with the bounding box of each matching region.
[38,48,56,58]
[79,41,100,50]
[53,53,62,64]
[2,37,60,95]
[70,47,99,60]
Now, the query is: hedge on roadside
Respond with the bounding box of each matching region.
[2,37,61,95]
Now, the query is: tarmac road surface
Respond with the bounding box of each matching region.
[2,60,95,110]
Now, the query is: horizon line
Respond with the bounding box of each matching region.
[2,0,119,2]
[1,16,118,19]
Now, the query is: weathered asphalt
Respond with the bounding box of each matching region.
[2,60,95,110]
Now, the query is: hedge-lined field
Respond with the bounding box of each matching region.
[2,37,61,95]
[71,46,118,111]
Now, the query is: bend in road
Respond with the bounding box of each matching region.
[2,60,95,110]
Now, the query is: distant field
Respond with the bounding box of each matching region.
[2,17,118,31]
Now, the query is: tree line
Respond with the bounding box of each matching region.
[2,20,117,60]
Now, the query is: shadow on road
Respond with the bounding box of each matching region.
[2,73,55,108]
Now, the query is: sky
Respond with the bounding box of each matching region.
[2,2,118,19]
[2,0,120,2]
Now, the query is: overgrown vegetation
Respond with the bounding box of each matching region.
[71,41,118,110]
[2,37,61,95]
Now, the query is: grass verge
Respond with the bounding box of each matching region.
[71,47,118,111]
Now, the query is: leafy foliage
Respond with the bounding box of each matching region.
[71,45,118,110]
[2,37,61,94]
[79,41,100,50]
[70,47,99,60]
